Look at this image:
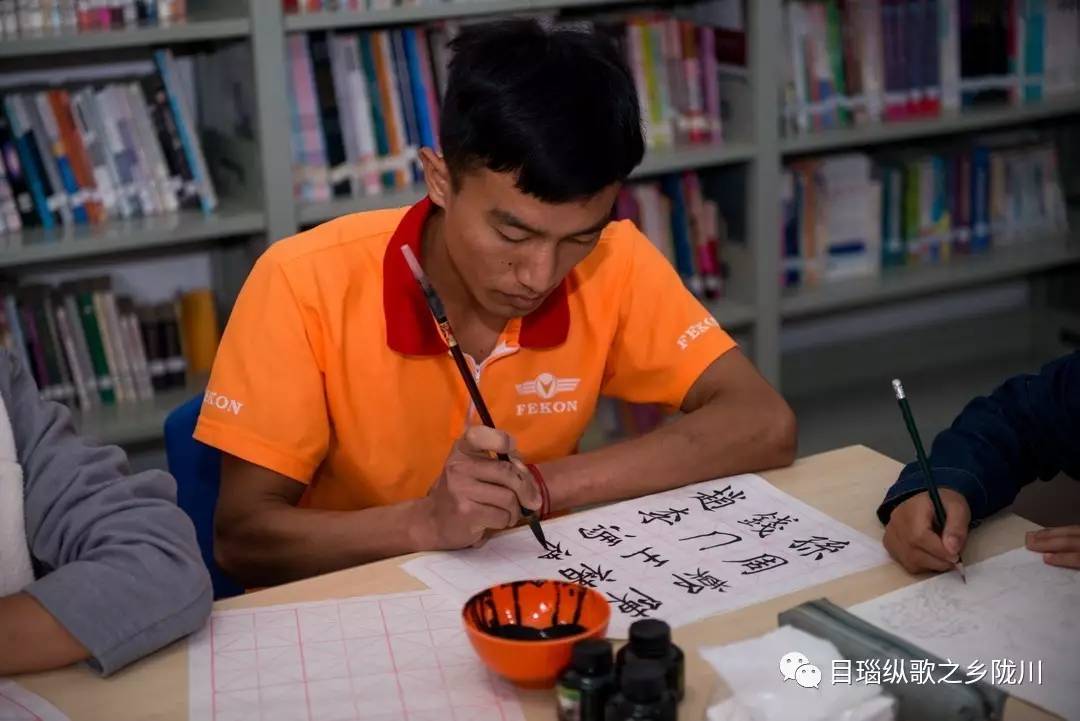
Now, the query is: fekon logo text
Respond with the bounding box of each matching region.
[204,391,244,416]
[677,315,719,350]
[515,372,580,416]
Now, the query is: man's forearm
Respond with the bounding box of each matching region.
[0,593,88,675]
[217,498,437,588]
[541,396,796,512]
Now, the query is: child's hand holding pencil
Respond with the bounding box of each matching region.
[886,378,968,582]
[883,487,971,575]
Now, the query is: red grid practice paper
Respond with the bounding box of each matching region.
[187,590,525,721]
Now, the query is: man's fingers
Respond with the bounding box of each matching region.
[459,480,521,527]
[455,456,541,511]
[459,425,515,457]
[1042,552,1080,569]
[464,500,513,534]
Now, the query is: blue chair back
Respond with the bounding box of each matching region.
[164,395,243,600]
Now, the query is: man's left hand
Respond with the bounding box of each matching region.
[1026,526,1080,569]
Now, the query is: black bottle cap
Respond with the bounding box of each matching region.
[621,660,666,703]
[628,619,671,657]
[571,638,613,675]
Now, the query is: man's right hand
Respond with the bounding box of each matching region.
[416,425,543,550]
[883,487,971,574]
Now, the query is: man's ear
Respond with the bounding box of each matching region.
[420,148,451,208]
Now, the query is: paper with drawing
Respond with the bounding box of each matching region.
[403,473,889,636]
[851,547,1080,721]
[187,590,524,721]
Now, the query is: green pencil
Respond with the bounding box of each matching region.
[891,378,967,583]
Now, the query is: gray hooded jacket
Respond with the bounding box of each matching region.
[0,350,211,675]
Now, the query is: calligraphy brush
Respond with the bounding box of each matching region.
[400,244,549,550]
[891,378,966,583]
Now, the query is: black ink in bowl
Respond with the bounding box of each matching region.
[464,579,591,642]
[462,579,612,689]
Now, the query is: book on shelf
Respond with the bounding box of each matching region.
[0,0,189,38]
[780,133,1070,289]
[0,276,219,409]
[0,49,224,238]
[286,11,736,207]
[615,169,730,302]
[780,0,1080,137]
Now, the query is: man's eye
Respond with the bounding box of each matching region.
[496,229,528,243]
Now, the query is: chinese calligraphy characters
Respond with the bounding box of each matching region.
[539,542,571,561]
[559,563,616,588]
[621,546,670,568]
[789,536,851,560]
[693,485,746,512]
[725,553,789,575]
[638,507,690,526]
[579,524,636,547]
[737,512,799,538]
[606,587,663,618]
[671,568,730,594]
[678,530,742,551]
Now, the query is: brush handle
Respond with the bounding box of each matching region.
[447,345,511,462]
[446,345,542,527]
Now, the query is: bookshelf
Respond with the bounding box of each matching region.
[283,0,655,31]
[0,9,251,58]
[781,225,1080,320]
[708,297,756,329]
[5,0,1079,450]
[780,93,1080,156]
[72,383,202,446]
[633,141,756,177]
[0,202,265,270]
[297,141,757,226]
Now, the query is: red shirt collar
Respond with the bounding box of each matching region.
[383,197,570,356]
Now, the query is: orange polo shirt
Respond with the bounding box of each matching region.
[194,198,736,511]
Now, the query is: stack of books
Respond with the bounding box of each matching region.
[781,136,1070,289]
[0,1,188,37]
[0,49,217,238]
[615,170,730,301]
[285,12,737,204]
[780,0,1080,135]
[0,277,218,409]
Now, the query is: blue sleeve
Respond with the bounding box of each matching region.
[877,352,1080,524]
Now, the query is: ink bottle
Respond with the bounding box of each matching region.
[615,619,684,701]
[556,638,616,721]
[604,660,676,721]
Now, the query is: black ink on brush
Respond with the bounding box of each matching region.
[400,244,548,550]
[467,582,586,641]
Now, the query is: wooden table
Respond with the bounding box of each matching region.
[13,445,1058,721]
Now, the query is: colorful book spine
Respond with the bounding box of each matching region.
[4,95,57,229]
[154,48,218,213]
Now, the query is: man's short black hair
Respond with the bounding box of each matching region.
[439,18,645,203]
